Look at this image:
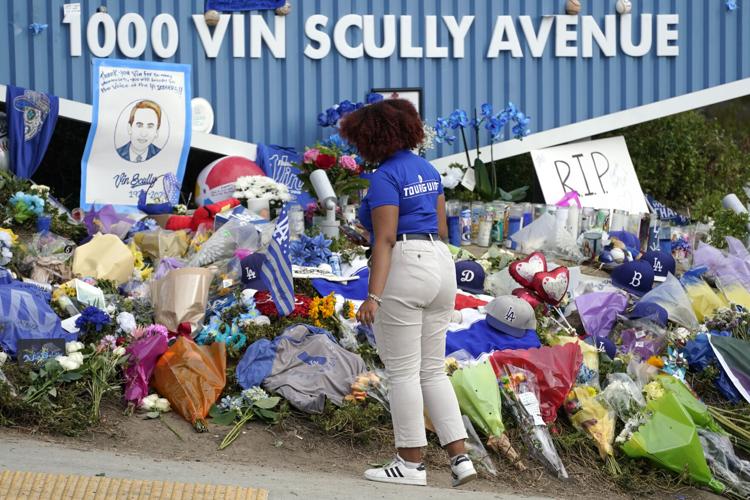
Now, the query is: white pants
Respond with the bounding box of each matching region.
[374,239,467,448]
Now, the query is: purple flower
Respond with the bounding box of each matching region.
[448,109,469,129]
[366,93,384,104]
[317,112,330,127]
[338,100,356,115]
[480,103,493,118]
[325,108,340,127]
[75,306,111,333]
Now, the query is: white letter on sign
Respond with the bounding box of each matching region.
[487,16,523,58]
[305,15,331,59]
[193,13,230,58]
[334,14,364,59]
[250,14,285,58]
[117,13,148,58]
[87,12,116,57]
[151,14,179,58]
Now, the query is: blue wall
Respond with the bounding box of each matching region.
[1,0,748,158]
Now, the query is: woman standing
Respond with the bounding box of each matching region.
[339,99,476,488]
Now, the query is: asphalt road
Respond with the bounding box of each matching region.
[0,435,547,500]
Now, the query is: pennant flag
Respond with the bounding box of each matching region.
[260,204,295,316]
[708,335,750,404]
[205,0,285,12]
[6,85,59,179]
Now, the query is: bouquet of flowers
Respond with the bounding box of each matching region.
[564,385,620,475]
[8,191,45,224]
[209,386,281,449]
[296,144,369,201]
[233,175,291,203]
[500,365,569,479]
[0,228,17,266]
[289,233,332,267]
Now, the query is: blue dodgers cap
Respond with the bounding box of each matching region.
[640,250,676,283]
[586,336,617,360]
[455,260,486,294]
[240,253,267,291]
[611,260,655,296]
[485,295,537,338]
[627,301,669,327]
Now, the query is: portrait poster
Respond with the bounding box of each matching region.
[80,59,191,210]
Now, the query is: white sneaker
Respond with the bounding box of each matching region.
[364,456,427,486]
[450,455,477,487]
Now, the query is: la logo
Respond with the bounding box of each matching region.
[505,307,516,322]
[652,258,663,273]
[245,268,257,281]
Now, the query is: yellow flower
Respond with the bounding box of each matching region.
[0,228,18,245]
[646,356,664,369]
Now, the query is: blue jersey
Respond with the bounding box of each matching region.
[359,150,443,238]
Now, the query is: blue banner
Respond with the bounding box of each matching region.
[256,144,314,207]
[205,0,285,11]
[6,85,59,179]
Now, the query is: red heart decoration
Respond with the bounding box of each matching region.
[509,252,548,289]
[512,287,546,311]
[531,266,570,306]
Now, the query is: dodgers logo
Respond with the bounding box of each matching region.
[460,269,475,282]
[505,307,516,322]
[652,258,663,273]
[13,90,50,142]
[629,271,642,288]
[245,267,257,281]
[298,352,327,367]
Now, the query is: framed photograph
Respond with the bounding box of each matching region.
[370,88,423,117]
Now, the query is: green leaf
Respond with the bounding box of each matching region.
[61,371,83,382]
[210,410,238,426]
[47,387,57,398]
[253,396,281,409]
[255,408,279,422]
[208,404,223,418]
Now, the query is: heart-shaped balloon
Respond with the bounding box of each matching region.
[509,252,548,289]
[531,266,570,306]
[512,287,546,311]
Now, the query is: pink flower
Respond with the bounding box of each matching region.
[339,155,358,172]
[303,148,320,163]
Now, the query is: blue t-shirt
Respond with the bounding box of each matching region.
[359,150,443,238]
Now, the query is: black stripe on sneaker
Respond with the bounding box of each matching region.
[417,464,426,471]
[394,467,404,478]
[452,455,471,466]
[385,468,391,478]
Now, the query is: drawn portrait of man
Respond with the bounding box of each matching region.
[116,100,163,163]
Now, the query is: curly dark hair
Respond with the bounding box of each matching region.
[339,99,424,164]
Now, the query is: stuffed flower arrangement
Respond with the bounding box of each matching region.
[0,228,18,266]
[8,191,45,224]
[289,233,332,267]
[296,144,370,200]
[435,102,531,202]
[233,175,291,203]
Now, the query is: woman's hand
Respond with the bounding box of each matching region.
[356,298,379,326]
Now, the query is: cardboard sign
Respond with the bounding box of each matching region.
[16,338,66,366]
[531,136,648,214]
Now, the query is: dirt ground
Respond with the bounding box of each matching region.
[0,401,723,500]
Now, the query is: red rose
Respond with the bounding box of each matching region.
[315,154,337,170]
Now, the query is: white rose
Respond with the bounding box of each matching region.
[252,315,271,326]
[154,398,171,412]
[113,346,126,357]
[65,341,84,353]
[116,312,137,335]
[106,304,117,316]
[0,351,8,366]
[56,356,78,371]
[140,394,158,410]
[68,352,84,365]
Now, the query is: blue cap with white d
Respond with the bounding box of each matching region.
[611,260,655,296]
[640,250,676,283]
[455,260,486,294]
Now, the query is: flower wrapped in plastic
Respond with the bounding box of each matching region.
[9,191,44,224]
[449,357,526,471]
[564,385,619,474]
[499,365,569,480]
[618,392,725,493]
